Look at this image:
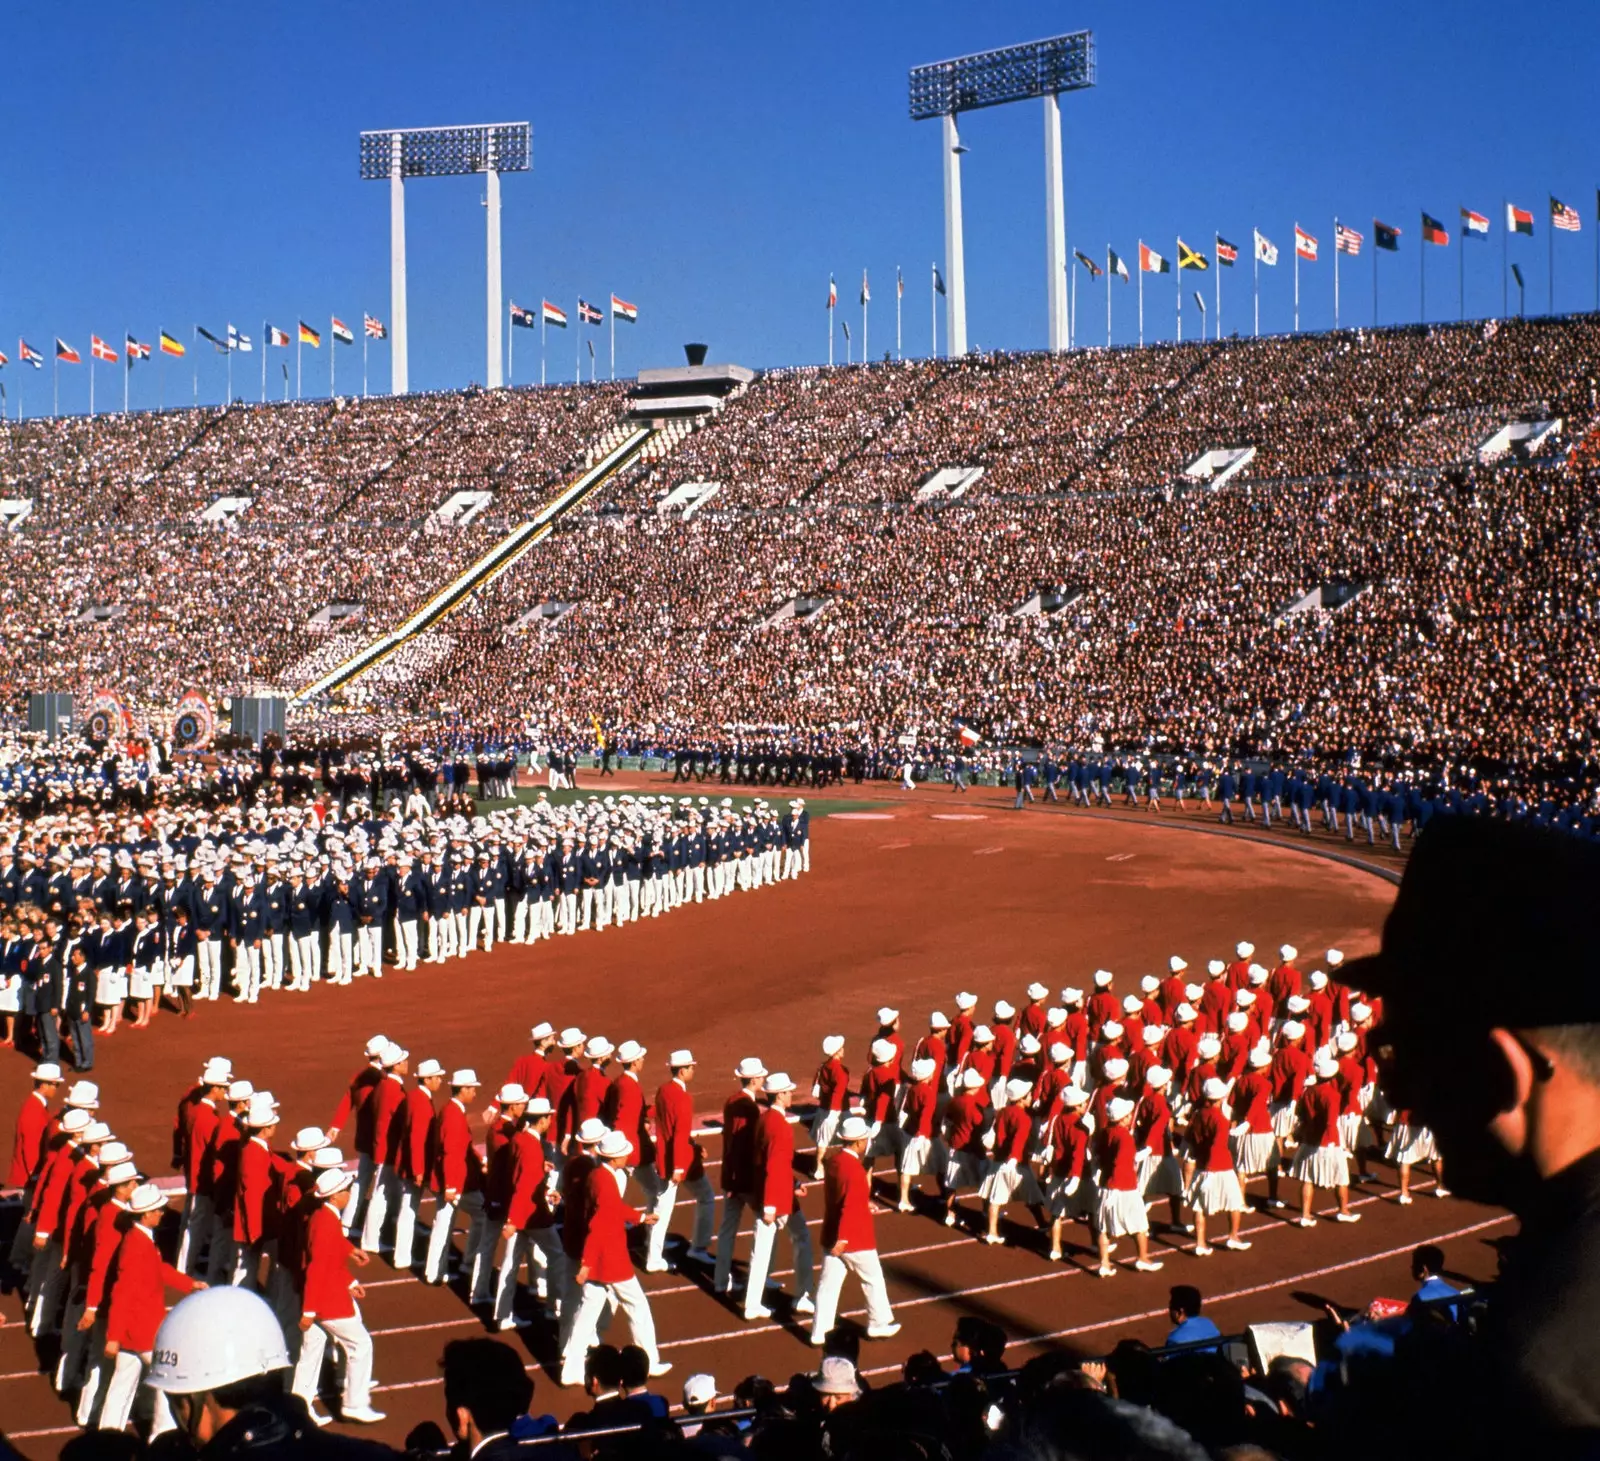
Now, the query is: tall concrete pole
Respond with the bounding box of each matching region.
[389,133,409,395]
[942,112,967,357]
[485,135,503,389]
[1043,93,1068,353]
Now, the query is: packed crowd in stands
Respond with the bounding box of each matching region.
[0,316,1597,819]
[7,929,1480,1458]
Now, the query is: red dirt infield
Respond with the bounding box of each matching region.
[1,782,1505,1455]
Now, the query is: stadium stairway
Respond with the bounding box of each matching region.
[288,423,654,706]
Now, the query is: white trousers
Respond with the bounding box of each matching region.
[392,1178,425,1268]
[558,892,578,935]
[647,1174,715,1266]
[493,1224,567,1326]
[424,1190,493,1301]
[810,1248,894,1343]
[328,930,355,985]
[745,1210,815,1317]
[291,1309,374,1414]
[176,1193,213,1274]
[360,1163,398,1252]
[264,932,285,989]
[235,942,261,1002]
[197,938,224,1000]
[559,1276,659,1386]
[357,925,383,975]
[290,933,319,990]
[97,1349,175,1435]
[398,919,420,971]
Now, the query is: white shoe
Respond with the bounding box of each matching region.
[793,1294,815,1315]
[1134,1259,1164,1272]
[1223,1238,1252,1252]
[644,1260,672,1273]
[1396,1193,1414,1206]
[982,1234,1004,1246]
[308,1406,333,1428]
[1435,1187,1451,1198]
[943,1210,957,1227]
[1097,1264,1117,1278]
[342,1407,387,1425]
[648,1362,673,1378]
[1192,1245,1214,1257]
[865,1323,902,1340]
[1334,1211,1361,1223]
[1296,1217,1318,1228]
[743,1305,773,1322]
[896,1201,915,1214]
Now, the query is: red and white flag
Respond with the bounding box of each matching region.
[90,335,118,362]
[1294,226,1318,262]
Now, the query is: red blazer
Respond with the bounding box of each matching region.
[485,1117,519,1212]
[186,1102,219,1196]
[301,1202,359,1322]
[234,1136,274,1244]
[900,1080,938,1140]
[370,1074,407,1168]
[991,1104,1031,1164]
[579,1163,641,1285]
[58,1155,99,1254]
[508,1052,553,1101]
[68,1180,109,1271]
[27,1136,76,1232]
[1017,1003,1049,1041]
[84,1199,132,1311]
[813,1057,849,1113]
[1048,1113,1091,1181]
[171,1085,201,1173]
[859,1065,899,1125]
[329,1063,382,1145]
[602,1073,655,1169]
[505,1129,554,1231]
[721,1092,761,1197]
[1299,1081,1343,1149]
[820,1149,875,1253]
[754,1106,798,1218]
[8,1091,51,1188]
[205,1113,243,1213]
[105,1225,194,1353]
[275,1167,318,1281]
[653,1079,695,1180]
[992,1024,1018,1078]
[398,1087,435,1184]
[430,1099,483,1196]
[559,1153,595,1260]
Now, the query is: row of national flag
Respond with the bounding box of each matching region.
[2,317,388,371]
[508,294,638,330]
[1104,196,1589,281]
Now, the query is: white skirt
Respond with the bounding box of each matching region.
[810,1108,843,1150]
[1270,1100,1297,1140]
[0,976,19,1014]
[978,1159,1045,1207]
[944,1150,984,1191]
[899,1133,940,1178]
[1231,1130,1278,1176]
[1385,1123,1437,1167]
[1049,1173,1099,1220]
[1097,1186,1150,1238]
[166,954,196,989]
[1294,1143,1350,1189]
[1188,1168,1247,1215]
[1136,1150,1184,1199]
[95,968,128,1005]
[128,963,156,1000]
[1338,1111,1373,1152]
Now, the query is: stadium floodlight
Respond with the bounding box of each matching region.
[359,122,532,394]
[909,33,1095,356]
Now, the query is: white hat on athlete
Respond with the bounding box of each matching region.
[1019,1034,1042,1057]
[1026,982,1049,1001]
[961,1069,986,1091]
[1309,971,1329,990]
[496,1084,529,1106]
[955,991,978,1010]
[870,1039,896,1065]
[838,1115,872,1143]
[1280,944,1298,962]
[1107,1097,1136,1123]
[1202,1077,1230,1102]
[577,1119,609,1146]
[583,1037,614,1062]
[765,1072,797,1095]
[530,1022,555,1041]
[1326,949,1345,967]
[993,1000,1015,1021]
[1227,1012,1250,1034]
[291,1127,328,1153]
[1313,1054,1340,1081]
[616,1040,647,1065]
[910,1058,937,1082]
[558,1028,585,1049]
[1102,1057,1129,1081]
[1101,1021,1123,1042]
[1142,1025,1166,1047]
[820,1035,845,1058]
[1169,957,1188,974]
[415,1059,445,1080]
[669,1049,696,1069]
[451,1069,480,1088]
[1236,942,1255,959]
[1093,970,1114,988]
[1145,1066,1173,1090]
[929,1012,951,1031]
[104,1160,139,1186]
[597,1130,632,1161]
[1139,976,1160,995]
[1175,1003,1198,1023]
[315,1168,354,1198]
[1197,1035,1222,1060]
[1280,1020,1306,1041]
[1048,1042,1071,1065]
[129,1184,169,1214]
[876,1007,899,1025]
[1004,1078,1032,1103]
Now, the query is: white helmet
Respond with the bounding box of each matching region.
[146,1286,290,1393]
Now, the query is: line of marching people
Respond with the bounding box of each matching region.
[800,941,1448,1277]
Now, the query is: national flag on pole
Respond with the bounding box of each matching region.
[1511,263,1525,289]
[1108,249,1129,281]
[897,268,904,298]
[1295,226,1318,262]
[577,299,602,325]
[1177,239,1208,271]
[298,321,320,347]
[509,303,537,329]
[1254,230,1279,265]
[159,331,185,358]
[933,265,946,295]
[1551,196,1581,232]
[364,315,387,339]
[1507,204,1534,235]
[1421,213,1449,246]
[956,722,981,748]
[828,275,838,308]
[544,301,571,327]
[1335,224,1363,256]
[0,348,7,367]
[196,325,229,353]
[19,339,44,367]
[228,325,253,352]
[331,318,354,345]
[1215,236,1239,266]
[55,339,82,364]
[1074,249,1103,278]
[126,336,151,361]
[90,335,118,362]
[840,320,850,343]
[267,326,291,347]
[1374,220,1401,251]
[1139,242,1170,274]
[610,294,638,322]
[1460,208,1490,238]
[860,270,870,305]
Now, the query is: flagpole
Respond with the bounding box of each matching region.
[575,306,580,385]
[53,352,58,418]
[610,307,615,382]
[1175,238,1181,343]
[226,340,232,405]
[1254,235,1260,338]
[192,328,198,407]
[896,268,902,360]
[296,333,302,401]
[364,325,370,398]
[125,333,130,414]
[330,315,336,398]
[1549,203,1554,315]
[1420,230,1426,324]
[261,323,267,403]
[1373,235,1379,327]
[541,311,546,388]
[930,265,936,359]
[507,305,513,387]
[1137,241,1144,347]
[1070,263,1076,351]
[1294,225,1300,333]
[1459,216,1465,321]
[1502,198,1508,319]
[1105,248,1111,347]
[1334,220,1341,331]
[830,285,835,367]
[89,354,94,418]
[862,274,869,362]
[1214,234,1221,340]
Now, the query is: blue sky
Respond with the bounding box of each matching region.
[1,0,1596,412]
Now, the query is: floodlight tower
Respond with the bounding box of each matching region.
[359,122,532,394]
[909,33,1095,356]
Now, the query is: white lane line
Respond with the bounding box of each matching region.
[370,1315,484,1339]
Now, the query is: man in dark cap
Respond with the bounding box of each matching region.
[1348,815,1600,1446]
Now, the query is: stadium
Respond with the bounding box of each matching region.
[2,7,1598,1460]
